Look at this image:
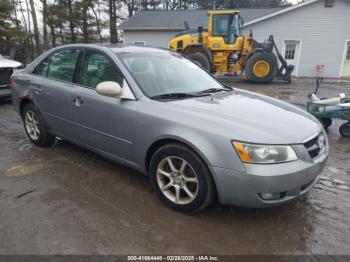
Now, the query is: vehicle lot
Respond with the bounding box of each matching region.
[0,79,349,255]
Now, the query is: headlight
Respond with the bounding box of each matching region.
[232,142,297,164]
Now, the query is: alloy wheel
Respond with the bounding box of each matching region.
[156,156,199,205]
[24,111,40,141]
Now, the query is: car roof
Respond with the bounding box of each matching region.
[53,43,170,55]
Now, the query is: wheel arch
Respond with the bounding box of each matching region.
[144,137,218,201]
[182,44,213,64]
[19,97,34,119]
[145,137,211,173]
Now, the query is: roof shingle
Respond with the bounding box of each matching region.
[120,8,285,30]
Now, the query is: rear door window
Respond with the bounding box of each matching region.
[80,51,123,89]
[33,58,49,76]
[33,49,81,83]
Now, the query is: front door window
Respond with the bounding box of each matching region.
[80,51,124,89]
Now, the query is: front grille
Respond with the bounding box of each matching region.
[303,134,325,159]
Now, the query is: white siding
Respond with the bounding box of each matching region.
[242,0,350,77]
[123,30,181,48]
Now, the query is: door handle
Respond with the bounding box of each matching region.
[73,96,83,107]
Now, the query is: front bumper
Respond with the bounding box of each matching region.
[211,146,328,208]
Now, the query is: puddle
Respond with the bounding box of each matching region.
[4,163,44,177]
[318,174,349,191]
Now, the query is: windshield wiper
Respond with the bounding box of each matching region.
[150,92,205,100]
[195,87,232,95]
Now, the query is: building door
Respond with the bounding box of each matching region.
[283,40,300,76]
[341,41,350,77]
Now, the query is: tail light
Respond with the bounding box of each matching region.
[8,75,15,88]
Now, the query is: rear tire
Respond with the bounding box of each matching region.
[188,52,210,71]
[245,53,278,84]
[149,143,215,213]
[22,103,55,147]
[339,122,350,138]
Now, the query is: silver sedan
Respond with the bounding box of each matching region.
[11,44,328,213]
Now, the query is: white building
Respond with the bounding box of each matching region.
[120,0,350,78]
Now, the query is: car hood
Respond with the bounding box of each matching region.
[0,58,22,68]
[166,89,321,144]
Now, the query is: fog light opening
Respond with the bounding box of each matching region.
[259,192,285,201]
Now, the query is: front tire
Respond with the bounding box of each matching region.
[245,53,278,84]
[22,103,55,147]
[149,144,215,213]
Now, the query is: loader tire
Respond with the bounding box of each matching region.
[188,52,210,71]
[245,53,278,84]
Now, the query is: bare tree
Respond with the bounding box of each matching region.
[23,0,35,59]
[28,0,41,55]
[123,0,140,17]
[40,0,48,50]
[90,2,103,42]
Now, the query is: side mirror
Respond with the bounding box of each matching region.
[198,26,204,33]
[96,81,122,97]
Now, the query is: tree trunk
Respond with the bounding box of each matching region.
[24,0,35,60]
[59,26,64,44]
[82,4,89,43]
[142,0,148,10]
[109,0,118,43]
[42,0,48,50]
[67,0,76,43]
[127,0,135,17]
[29,0,42,56]
[49,24,56,47]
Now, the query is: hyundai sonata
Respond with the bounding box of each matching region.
[11,44,328,213]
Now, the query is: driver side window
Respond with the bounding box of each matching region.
[80,51,123,89]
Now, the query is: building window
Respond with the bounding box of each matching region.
[133,41,145,46]
[346,45,350,60]
[284,43,296,60]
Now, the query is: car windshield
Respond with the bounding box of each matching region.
[117,52,227,98]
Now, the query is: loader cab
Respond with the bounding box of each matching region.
[208,11,243,45]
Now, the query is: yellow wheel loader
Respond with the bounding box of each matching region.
[168,10,294,84]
